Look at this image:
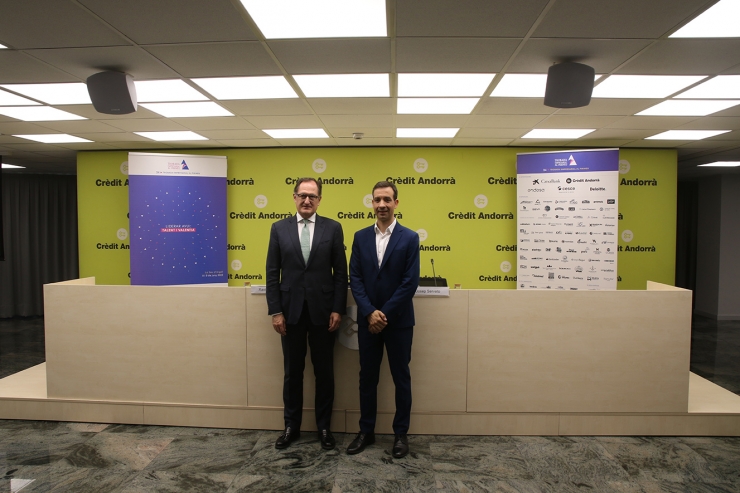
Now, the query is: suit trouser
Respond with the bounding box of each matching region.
[357,325,413,434]
[281,303,336,431]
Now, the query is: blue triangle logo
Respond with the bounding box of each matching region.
[181,160,189,170]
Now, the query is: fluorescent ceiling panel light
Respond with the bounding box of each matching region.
[522,129,595,139]
[134,131,208,141]
[139,102,233,118]
[2,163,25,168]
[698,161,740,167]
[676,75,740,98]
[0,83,91,104]
[397,98,479,114]
[263,128,329,138]
[0,106,85,121]
[491,74,548,97]
[636,100,740,116]
[134,80,207,102]
[14,134,92,143]
[294,74,389,98]
[0,90,40,106]
[0,44,6,49]
[592,75,706,98]
[240,0,386,39]
[671,0,740,38]
[398,74,495,97]
[396,128,459,138]
[646,130,731,140]
[191,76,297,100]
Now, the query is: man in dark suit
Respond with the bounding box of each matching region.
[266,177,347,450]
[347,181,420,458]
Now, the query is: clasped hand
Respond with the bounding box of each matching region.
[367,310,387,334]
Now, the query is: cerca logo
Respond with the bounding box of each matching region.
[621,230,634,242]
[474,194,488,209]
[312,159,326,174]
[414,158,428,173]
[117,228,128,240]
[416,229,428,241]
[363,194,373,209]
[500,261,511,273]
[120,161,128,175]
[619,159,631,174]
[254,195,268,208]
[231,260,242,271]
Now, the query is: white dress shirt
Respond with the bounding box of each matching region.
[374,219,396,267]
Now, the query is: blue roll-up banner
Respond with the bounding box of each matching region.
[128,152,228,286]
[516,149,619,291]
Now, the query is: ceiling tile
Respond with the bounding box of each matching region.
[79,0,257,44]
[99,119,190,132]
[0,0,127,49]
[578,128,654,140]
[507,39,653,73]
[537,115,623,128]
[270,138,337,146]
[453,138,516,146]
[319,115,394,128]
[26,46,179,81]
[31,120,123,133]
[0,52,79,84]
[145,42,281,78]
[466,114,546,128]
[678,117,740,131]
[456,128,528,139]
[396,38,519,73]
[533,0,712,38]
[333,138,396,146]
[477,98,555,115]
[72,132,149,143]
[0,122,62,134]
[215,139,280,147]
[556,99,660,116]
[245,115,324,129]
[308,98,394,115]
[170,117,256,130]
[395,115,468,127]
[267,39,391,74]
[396,0,550,37]
[326,127,394,138]
[606,116,699,129]
[618,39,740,75]
[67,105,162,119]
[221,99,312,116]
[568,138,636,147]
[198,129,267,140]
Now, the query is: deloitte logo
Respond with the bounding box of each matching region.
[312,159,327,173]
[474,194,488,209]
[254,195,268,208]
[231,260,242,271]
[500,261,511,273]
[117,228,128,240]
[621,230,634,242]
[414,158,428,173]
[120,161,128,175]
[363,194,373,209]
[619,160,631,174]
[416,229,428,241]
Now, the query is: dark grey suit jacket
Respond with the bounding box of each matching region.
[266,214,348,325]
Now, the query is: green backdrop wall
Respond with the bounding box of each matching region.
[77,147,677,290]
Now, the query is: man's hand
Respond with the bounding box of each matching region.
[367,310,387,334]
[272,313,286,336]
[328,312,341,332]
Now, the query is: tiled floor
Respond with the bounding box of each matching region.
[1,315,739,493]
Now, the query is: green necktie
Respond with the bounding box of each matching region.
[301,218,310,263]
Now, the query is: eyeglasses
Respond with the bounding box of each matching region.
[295,193,320,202]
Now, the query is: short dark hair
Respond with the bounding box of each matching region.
[372,180,397,200]
[294,177,321,196]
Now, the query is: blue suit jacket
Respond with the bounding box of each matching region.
[266,214,347,325]
[349,222,420,328]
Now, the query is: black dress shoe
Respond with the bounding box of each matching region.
[346,432,375,455]
[392,434,409,458]
[318,429,335,450]
[275,427,300,449]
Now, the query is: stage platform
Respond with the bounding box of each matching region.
[1,364,739,436]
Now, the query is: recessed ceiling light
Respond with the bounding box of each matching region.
[646,130,731,140]
[134,80,208,102]
[398,74,495,97]
[592,75,706,98]
[263,128,329,138]
[491,74,548,97]
[0,44,7,49]
[191,76,298,100]
[0,90,40,106]
[671,0,740,38]
[676,75,740,99]
[294,74,389,98]
[0,106,86,121]
[133,131,208,141]
[14,134,92,143]
[396,128,459,138]
[397,98,479,114]
[522,129,595,139]
[0,83,91,104]
[2,163,25,168]
[139,102,234,118]
[636,100,740,116]
[698,161,740,167]
[240,0,386,39]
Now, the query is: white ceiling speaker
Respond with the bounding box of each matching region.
[544,62,595,109]
[86,71,137,115]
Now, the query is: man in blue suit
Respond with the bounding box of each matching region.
[266,177,347,451]
[347,181,420,458]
